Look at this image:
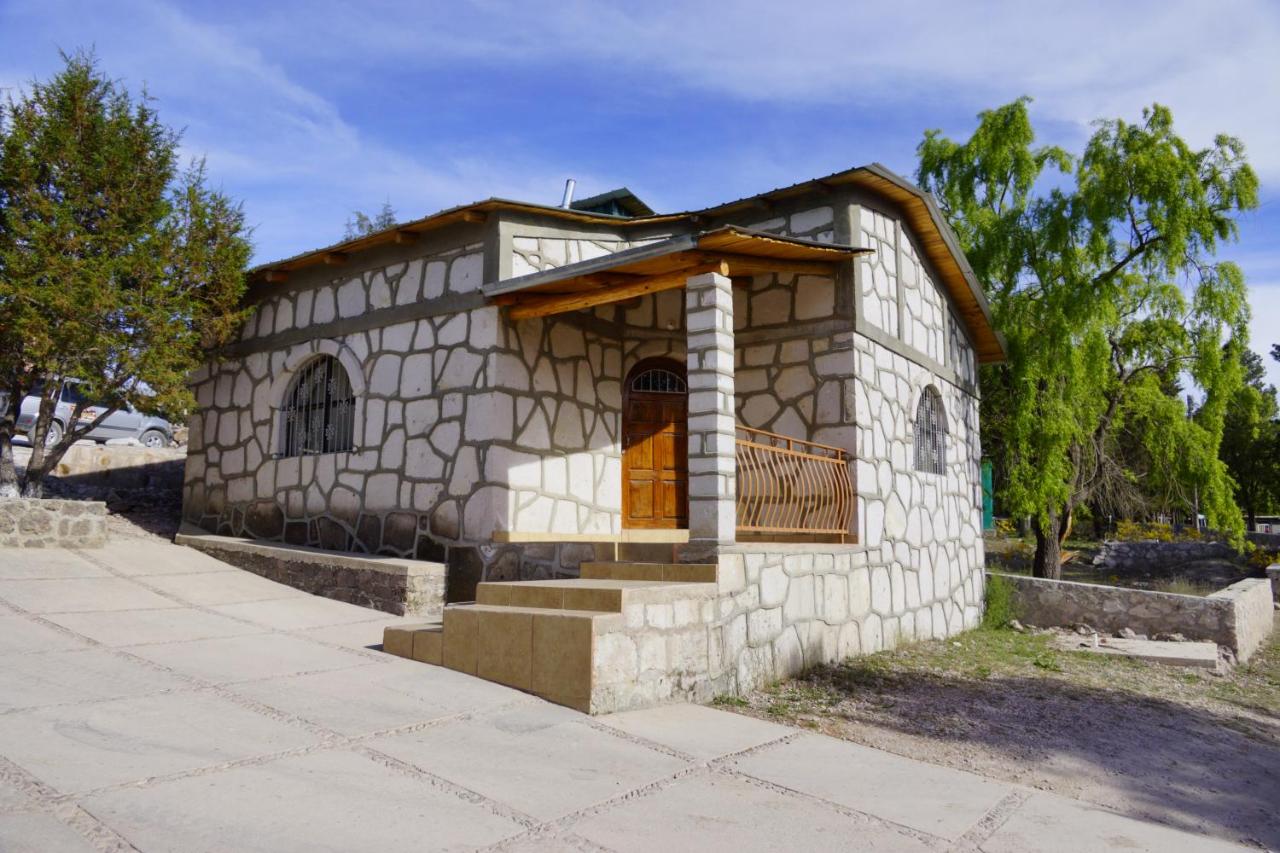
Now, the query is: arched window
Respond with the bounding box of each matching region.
[630,366,686,393]
[913,386,947,475]
[280,356,355,457]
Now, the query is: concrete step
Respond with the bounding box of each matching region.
[579,561,717,583]
[475,577,711,612]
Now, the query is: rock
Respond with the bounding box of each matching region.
[1154,632,1188,643]
[1075,624,1095,636]
[1008,619,1026,633]
[1116,627,1137,640]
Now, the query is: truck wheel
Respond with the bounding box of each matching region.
[140,429,168,448]
[36,421,64,448]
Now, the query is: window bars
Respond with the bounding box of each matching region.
[280,356,355,457]
[630,368,686,394]
[913,387,947,475]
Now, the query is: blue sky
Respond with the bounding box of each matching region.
[2,0,1278,387]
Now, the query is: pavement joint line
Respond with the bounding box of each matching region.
[0,755,139,853]
[68,547,393,662]
[579,717,701,762]
[353,744,544,830]
[536,763,711,837]
[717,765,950,849]
[55,696,540,803]
[482,825,617,853]
[0,683,217,717]
[947,789,1030,852]
[52,802,144,853]
[704,730,804,766]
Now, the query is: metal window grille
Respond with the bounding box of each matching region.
[630,368,686,393]
[913,387,947,475]
[280,356,355,457]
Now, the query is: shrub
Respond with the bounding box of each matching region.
[983,573,1018,629]
[993,517,1018,538]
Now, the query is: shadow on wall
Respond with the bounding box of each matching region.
[805,663,1280,849]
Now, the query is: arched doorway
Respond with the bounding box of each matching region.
[622,357,688,529]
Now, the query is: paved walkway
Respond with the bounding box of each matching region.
[0,541,1248,852]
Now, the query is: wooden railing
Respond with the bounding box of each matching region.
[735,425,854,541]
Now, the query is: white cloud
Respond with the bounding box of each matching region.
[252,1,1280,179]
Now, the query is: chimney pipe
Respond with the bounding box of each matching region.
[560,178,576,208]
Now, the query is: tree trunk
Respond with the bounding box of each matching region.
[1032,507,1071,580]
[0,430,18,499]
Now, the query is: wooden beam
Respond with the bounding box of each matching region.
[322,252,347,266]
[460,210,488,224]
[507,261,727,321]
[704,252,841,277]
[393,230,418,245]
[264,270,289,283]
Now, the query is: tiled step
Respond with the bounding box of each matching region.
[579,561,717,583]
[382,622,443,664]
[474,577,710,612]
[446,603,621,711]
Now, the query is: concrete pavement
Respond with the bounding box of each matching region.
[0,540,1250,852]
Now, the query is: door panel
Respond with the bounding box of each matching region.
[622,374,688,529]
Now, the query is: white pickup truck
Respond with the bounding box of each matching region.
[9,380,173,448]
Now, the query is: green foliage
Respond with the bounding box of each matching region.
[1218,348,1280,523]
[344,201,396,240]
[982,573,1017,629]
[0,50,252,495]
[918,100,1258,568]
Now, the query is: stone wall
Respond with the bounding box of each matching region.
[590,543,985,712]
[1268,564,1280,604]
[994,571,1274,661]
[1091,539,1239,573]
[0,499,108,548]
[176,530,446,618]
[184,228,631,591]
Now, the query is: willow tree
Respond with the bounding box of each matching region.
[917,99,1256,577]
[0,52,252,497]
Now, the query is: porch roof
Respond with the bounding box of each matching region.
[486,226,869,321]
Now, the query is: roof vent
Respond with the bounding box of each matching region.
[560,179,576,208]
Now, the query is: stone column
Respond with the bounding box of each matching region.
[684,270,736,559]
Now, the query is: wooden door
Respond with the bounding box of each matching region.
[622,360,688,529]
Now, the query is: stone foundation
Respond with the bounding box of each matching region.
[590,543,984,712]
[995,571,1274,661]
[0,499,108,548]
[176,529,446,618]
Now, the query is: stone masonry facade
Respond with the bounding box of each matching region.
[184,176,988,672]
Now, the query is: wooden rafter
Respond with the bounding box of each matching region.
[264,270,289,283]
[322,252,347,266]
[507,261,728,320]
[393,230,418,245]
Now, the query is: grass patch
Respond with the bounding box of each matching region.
[982,572,1018,629]
[711,695,748,708]
[1150,575,1215,597]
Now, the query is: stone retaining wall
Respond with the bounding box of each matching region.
[54,444,185,494]
[0,499,108,548]
[592,544,984,711]
[1091,539,1238,573]
[1268,564,1280,604]
[994,571,1274,661]
[176,530,446,618]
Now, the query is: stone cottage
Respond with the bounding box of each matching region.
[183,164,1005,711]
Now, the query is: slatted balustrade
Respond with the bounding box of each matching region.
[735,425,854,541]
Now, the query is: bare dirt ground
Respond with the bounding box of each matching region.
[725,622,1280,850]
